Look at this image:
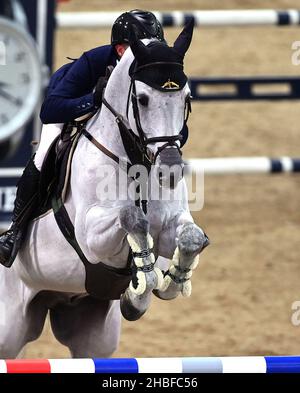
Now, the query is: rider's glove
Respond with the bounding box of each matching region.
[93,76,107,108]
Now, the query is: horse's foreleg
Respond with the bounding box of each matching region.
[119,206,163,321]
[156,214,209,300]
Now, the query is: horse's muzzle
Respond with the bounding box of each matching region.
[156,147,184,189]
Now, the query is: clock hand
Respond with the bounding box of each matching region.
[0,88,22,107]
[0,81,10,88]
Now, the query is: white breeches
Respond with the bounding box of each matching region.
[34,123,64,171]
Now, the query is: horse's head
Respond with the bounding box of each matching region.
[126,20,194,189]
[102,21,193,190]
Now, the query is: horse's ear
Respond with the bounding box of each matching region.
[129,24,148,60]
[173,19,194,58]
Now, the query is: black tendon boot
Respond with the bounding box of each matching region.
[0,157,40,268]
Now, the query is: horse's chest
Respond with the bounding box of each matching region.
[147,205,173,233]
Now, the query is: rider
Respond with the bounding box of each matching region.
[0,10,165,268]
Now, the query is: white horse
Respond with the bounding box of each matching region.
[0,22,208,358]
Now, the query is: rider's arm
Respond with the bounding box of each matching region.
[40,53,98,124]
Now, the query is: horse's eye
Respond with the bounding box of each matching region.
[139,94,149,107]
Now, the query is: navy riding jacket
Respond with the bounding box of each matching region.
[40,45,118,124]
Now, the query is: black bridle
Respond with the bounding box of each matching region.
[102,61,191,171]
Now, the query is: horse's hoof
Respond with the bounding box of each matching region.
[120,291,147,321]
[153,289,179,301]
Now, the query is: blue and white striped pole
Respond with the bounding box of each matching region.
[57,10,300,29]
[185,157,300,175]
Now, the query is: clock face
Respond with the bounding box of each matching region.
[0,17,42,142]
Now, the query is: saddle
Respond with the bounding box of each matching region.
[34,120,132,301]
[37,122,77,216]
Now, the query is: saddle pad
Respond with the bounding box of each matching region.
[34,130,81,219]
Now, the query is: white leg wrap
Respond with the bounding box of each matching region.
[160,247,200,297]
[127,233,161,296]
[154,267,164,290]
[182,280,192,297]
[129,272,146,295]
[160,274,172,292]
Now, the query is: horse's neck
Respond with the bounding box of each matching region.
[85,109,124,162]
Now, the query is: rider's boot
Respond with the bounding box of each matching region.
[0,156,40,268]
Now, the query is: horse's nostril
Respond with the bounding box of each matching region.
[170,173,175,189]
[157,166,183,189]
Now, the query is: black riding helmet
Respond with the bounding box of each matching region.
[111,9,165,46]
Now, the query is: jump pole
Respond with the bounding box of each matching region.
[1,356,300,373]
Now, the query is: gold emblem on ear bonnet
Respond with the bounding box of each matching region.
[161,79,180,89]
